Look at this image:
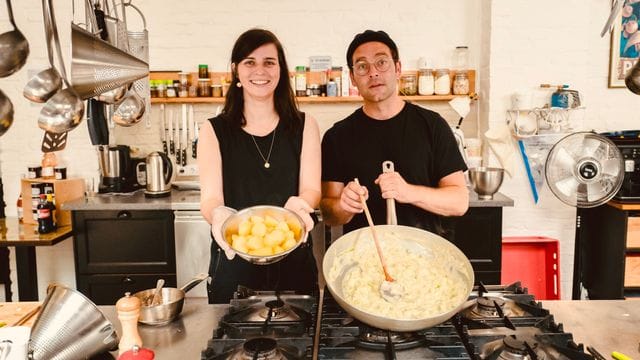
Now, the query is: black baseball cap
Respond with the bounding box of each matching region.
[346,30,399,68]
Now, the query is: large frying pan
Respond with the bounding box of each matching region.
[323,224,474,332]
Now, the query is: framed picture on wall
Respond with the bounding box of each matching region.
[609,1,640,88]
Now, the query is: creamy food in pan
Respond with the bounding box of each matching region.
[328,228,470,320]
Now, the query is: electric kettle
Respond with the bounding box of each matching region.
[144,151,173,197]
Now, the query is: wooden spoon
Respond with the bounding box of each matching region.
[354,178,403,302]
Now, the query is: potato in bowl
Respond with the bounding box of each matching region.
[221,205,306,264]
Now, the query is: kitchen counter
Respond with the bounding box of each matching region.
[94,299,638,359]
[62,189,513,211]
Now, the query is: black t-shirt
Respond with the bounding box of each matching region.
[210,115,303,209]
[321,102,467,235]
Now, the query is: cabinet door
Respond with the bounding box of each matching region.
[73,210,176,274]
[443,207,502,284]
[76,273,177,305]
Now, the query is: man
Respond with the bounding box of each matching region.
[320,30,469,237]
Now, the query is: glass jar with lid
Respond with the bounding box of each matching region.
[453,71,470,95]
[453,46,469,70]
[197,78,212,97]
[418,69,434,95]
[434,69,451,95]
[399,74,417,96]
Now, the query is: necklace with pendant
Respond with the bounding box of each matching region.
[250,127,276,168]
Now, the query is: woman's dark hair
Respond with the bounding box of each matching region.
[222,28,302,132]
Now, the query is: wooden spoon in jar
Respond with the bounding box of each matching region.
[354,178,403,302]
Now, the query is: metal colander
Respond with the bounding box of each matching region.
[28,284,118,360]
[70,22,148,99]
[124,2,150,126]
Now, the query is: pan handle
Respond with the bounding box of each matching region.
[382,161,397,225]
[179,273,209,293]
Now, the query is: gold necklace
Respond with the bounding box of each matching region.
[250,127,276,168]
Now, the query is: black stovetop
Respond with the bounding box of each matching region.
[201,283,593,360]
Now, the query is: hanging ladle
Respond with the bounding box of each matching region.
[0,89,14,137]
[23,0,62,103]
[0,0,30,78]
[38,0,84,134]
[112,88,145,126]
[354,178,404,302]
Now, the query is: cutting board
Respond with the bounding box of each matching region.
[0,302,41,327]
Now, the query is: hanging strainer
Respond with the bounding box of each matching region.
[70,22,148,99]
[28,284,118,360]
[124,2,150,127]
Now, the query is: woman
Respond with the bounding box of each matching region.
[198,28,321,303]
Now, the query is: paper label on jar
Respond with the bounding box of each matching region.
[42,167,54,177]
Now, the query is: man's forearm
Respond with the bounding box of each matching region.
[320,197,355,225]
[408,183,469,217]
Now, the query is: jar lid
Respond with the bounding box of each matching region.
[198,64,208,68]
[210,84,222,88]
[456,46,468,49]
[308,84,320,89]
[198,78,211,82]
[295,66,306,71]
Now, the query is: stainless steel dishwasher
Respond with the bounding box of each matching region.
[173,210,211,298]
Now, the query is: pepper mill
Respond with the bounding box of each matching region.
[118,345,155,360]
[116,292,143,356]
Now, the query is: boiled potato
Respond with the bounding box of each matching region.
[227,213,301,256]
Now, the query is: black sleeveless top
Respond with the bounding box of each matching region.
[210,114,305,209]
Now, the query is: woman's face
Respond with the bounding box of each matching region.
[235,43,281,100]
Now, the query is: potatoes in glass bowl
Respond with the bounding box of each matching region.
[221,205,307,264]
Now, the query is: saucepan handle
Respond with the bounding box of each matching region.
[382,161,397,225]
[179,273,209,293]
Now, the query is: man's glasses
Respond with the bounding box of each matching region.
[352,56,393,76]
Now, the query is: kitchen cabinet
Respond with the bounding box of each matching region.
[577,201,640,299]
[72,210,177,305]
[442,207,503,285]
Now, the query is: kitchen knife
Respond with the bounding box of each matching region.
[175,109,181,165]
[160,104,167,154]
[192,115,199,159]
[189,104,196,159]
[181,104,188,166]
[168,107,174,154]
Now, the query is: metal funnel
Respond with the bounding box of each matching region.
[70,23,148,100]
[29,284,118,360]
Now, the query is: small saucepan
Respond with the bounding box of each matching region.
[133,273,209,325]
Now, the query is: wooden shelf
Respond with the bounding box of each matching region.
[150,94,474,105]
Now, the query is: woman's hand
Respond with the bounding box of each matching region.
[284,196,315,236]
[211,206,237,260]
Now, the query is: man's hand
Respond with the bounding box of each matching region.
[375,171,414,204]
[284,196,314,237]
[340,180,369,214]
[211,206,237,260]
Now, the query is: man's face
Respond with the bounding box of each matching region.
[625,20,638,35]
[349,42,401,103]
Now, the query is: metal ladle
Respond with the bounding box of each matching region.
[0,0,30,78]
[112,88,145,126]
[38,0,84,134]
[0,89,14,137]
[23,0,62,103]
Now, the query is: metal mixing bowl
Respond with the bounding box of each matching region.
[469,167,504,200]
[221,205,307,265]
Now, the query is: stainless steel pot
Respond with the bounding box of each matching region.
[323,224,474,332]
[133,273,208,325]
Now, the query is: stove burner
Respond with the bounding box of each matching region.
[357,329,425,351]
[240,338,282,360]
[259,300,288,320]
[499,335,543,360]
[475,296,506,317]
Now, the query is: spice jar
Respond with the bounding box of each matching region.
[434,69,451,95]
[453,71,470,95]
[198,64,209,79]
[211,84,222,97]
[399,74,417,95]
[453,46,469,71]
[418,69,434,95]
[197,78,212,97]
[295,66,307,97]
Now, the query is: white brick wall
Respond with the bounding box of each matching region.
[1,0,637,301]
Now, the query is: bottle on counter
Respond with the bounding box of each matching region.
[37,194,56,234]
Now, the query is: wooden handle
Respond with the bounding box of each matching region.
[116,292,142,356]
[354,178,394,282]
[382,161,397,225]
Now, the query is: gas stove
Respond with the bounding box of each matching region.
[201,283,593,360]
